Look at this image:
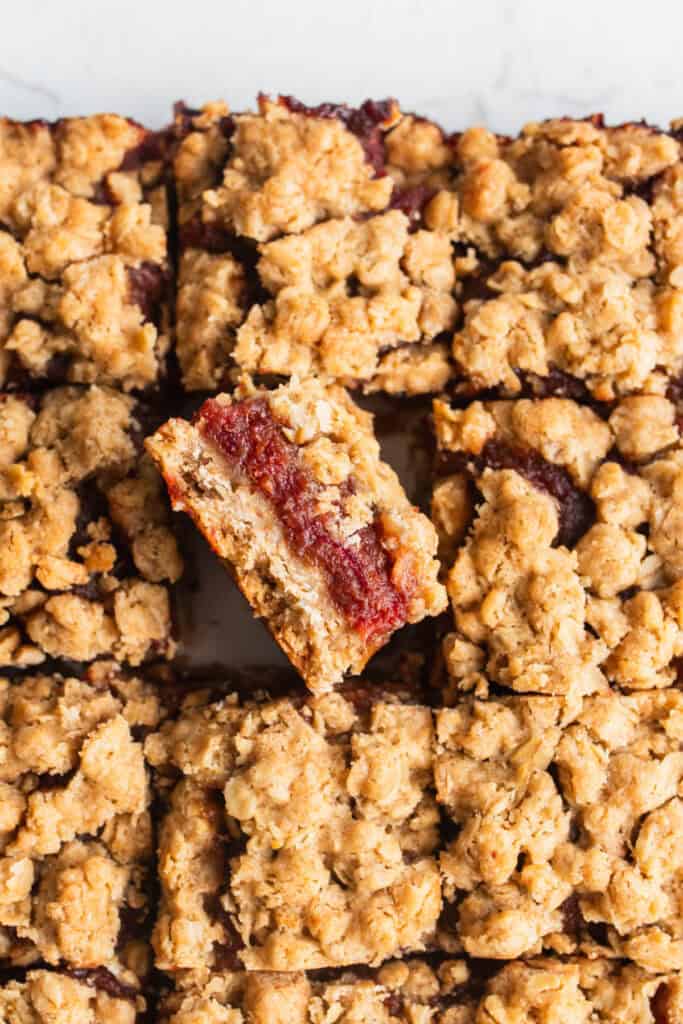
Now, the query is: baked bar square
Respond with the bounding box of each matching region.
[158,958,679,1023]
[145,686,441,971]
[435,689,683,970]
[0,114,170,391]
[172,95,456,393]
[0,969,145,1023]
[146,377,445,691]
[0,386,182,667]
[0,667,164,981]
[445,117,683,402]
[433,394,683,699]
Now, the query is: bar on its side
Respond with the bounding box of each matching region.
[146,376,445,691]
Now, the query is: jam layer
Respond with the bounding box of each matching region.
[198,397,408,642]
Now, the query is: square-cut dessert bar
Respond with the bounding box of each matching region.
[0,114,170,391]
[0,666,164,986]
[435,689,683,971]
[172,95,458,393]
[446,117,683,402]
[0,969,144,1023]
[0,386,182,667]
[432,394,683,699]
[145,686,441,972]
[158,958,679,1024]
[172,103,683,403]
[146,376,445,691]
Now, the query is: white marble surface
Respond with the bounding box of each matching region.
[2,0,683,132]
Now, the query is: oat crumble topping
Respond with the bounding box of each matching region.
[0,115,170,390]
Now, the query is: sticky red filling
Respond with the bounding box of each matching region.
[197,397,408,642]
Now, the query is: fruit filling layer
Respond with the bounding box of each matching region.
[197,397,408,641]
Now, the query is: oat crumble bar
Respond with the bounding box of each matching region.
[442,117,683,402]
[0,969,144,1023]
[0,114,171,391]
[172,96,456,393]
[0,385,182,667]
[158,957,680,1023]
[145,686,441,971]
[433,394,683,699]
[146,376,445,691]
[0,666,164,982]
[435,689,683,970]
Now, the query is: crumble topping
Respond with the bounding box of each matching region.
[434,394,683,698]
[158,956,679,1023]
[0,668,163,976]
[435,119,683,400]
[436,689,683,970]
[0,115,169,390]
[147,376,445,691]
[0,387,181,667]
[194,95,398,242]
[233,210,457,384]
[173,98,457,393]
[0,970,141,1024]
[146,689,441,971]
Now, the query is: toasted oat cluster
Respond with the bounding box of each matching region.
[0,114,170,391]
[0,969,144,1024]
[435,689,683,970]
[433,394,683,699]
[0,667,164,981]
[172,96,457,392]
[158,957,679,1024]
[445,118,683,401]
[0,386,181,667]
[147,376,445,691]
[145,687,441,972]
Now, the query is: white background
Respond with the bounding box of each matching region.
[2,0,683,133]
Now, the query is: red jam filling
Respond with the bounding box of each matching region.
[197,397,408,643]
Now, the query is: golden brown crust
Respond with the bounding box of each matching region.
[436,689,683,969]
[0,668,164,979]
[443,119,683,401]
[158,957,680,1024]
[434,394,683,699]
[0,970,142,1024]
[173,98,457,393]
[0,115,170,390]
[0,387,181,667]
[145,689,441,971]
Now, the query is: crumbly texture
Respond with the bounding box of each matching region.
[434,394,683,699]
[0,667,164,981]
[0,970,142,1024]
[158,957,680,1024]
[440,119,683,401]
[173,97,457,393]
[0,115,170,390]
[146,376,445,691]
[0,386,181,667]
[436,689,683,969]
[145,688,441,971]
